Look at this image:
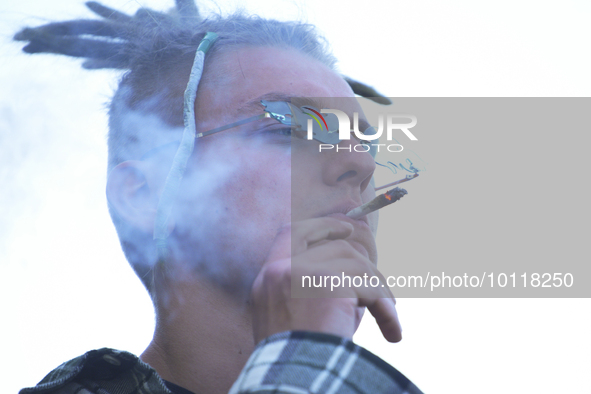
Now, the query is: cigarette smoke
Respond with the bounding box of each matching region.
[168,132,292,295]
[108,100,292,297]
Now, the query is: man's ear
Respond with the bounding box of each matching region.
[107,160,161,233]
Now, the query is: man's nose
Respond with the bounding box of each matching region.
[321,138,376,193]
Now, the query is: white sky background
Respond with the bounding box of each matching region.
[1,0,590,393]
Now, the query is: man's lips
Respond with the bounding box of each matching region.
[325,212,370,231]
[316,200,370,224]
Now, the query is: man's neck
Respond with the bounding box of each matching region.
[140,277,255,394]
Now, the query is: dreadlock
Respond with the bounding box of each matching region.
[14,0,391,295]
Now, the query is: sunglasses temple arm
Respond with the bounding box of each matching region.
[374,172,419,191]
[196,113,270,138]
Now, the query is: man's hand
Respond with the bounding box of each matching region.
[251,218,402,344]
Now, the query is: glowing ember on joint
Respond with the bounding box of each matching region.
[346,187,408,219]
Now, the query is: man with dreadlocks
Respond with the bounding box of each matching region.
[16,1,423,393]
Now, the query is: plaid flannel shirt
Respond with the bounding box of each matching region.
[20,331,423,394]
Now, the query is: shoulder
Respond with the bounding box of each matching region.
[19,348,171,394]
[230,331,424,394]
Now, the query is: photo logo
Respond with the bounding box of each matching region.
[301,106,329,132]
[305,108,418,153]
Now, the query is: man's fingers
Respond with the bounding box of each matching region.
[364,298,402,343]
[266,219,354,262]
[257,217,401,344]
[291,219,355,254]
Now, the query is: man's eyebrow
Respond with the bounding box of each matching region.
[235,93,372,132]
[235,92,324,116]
